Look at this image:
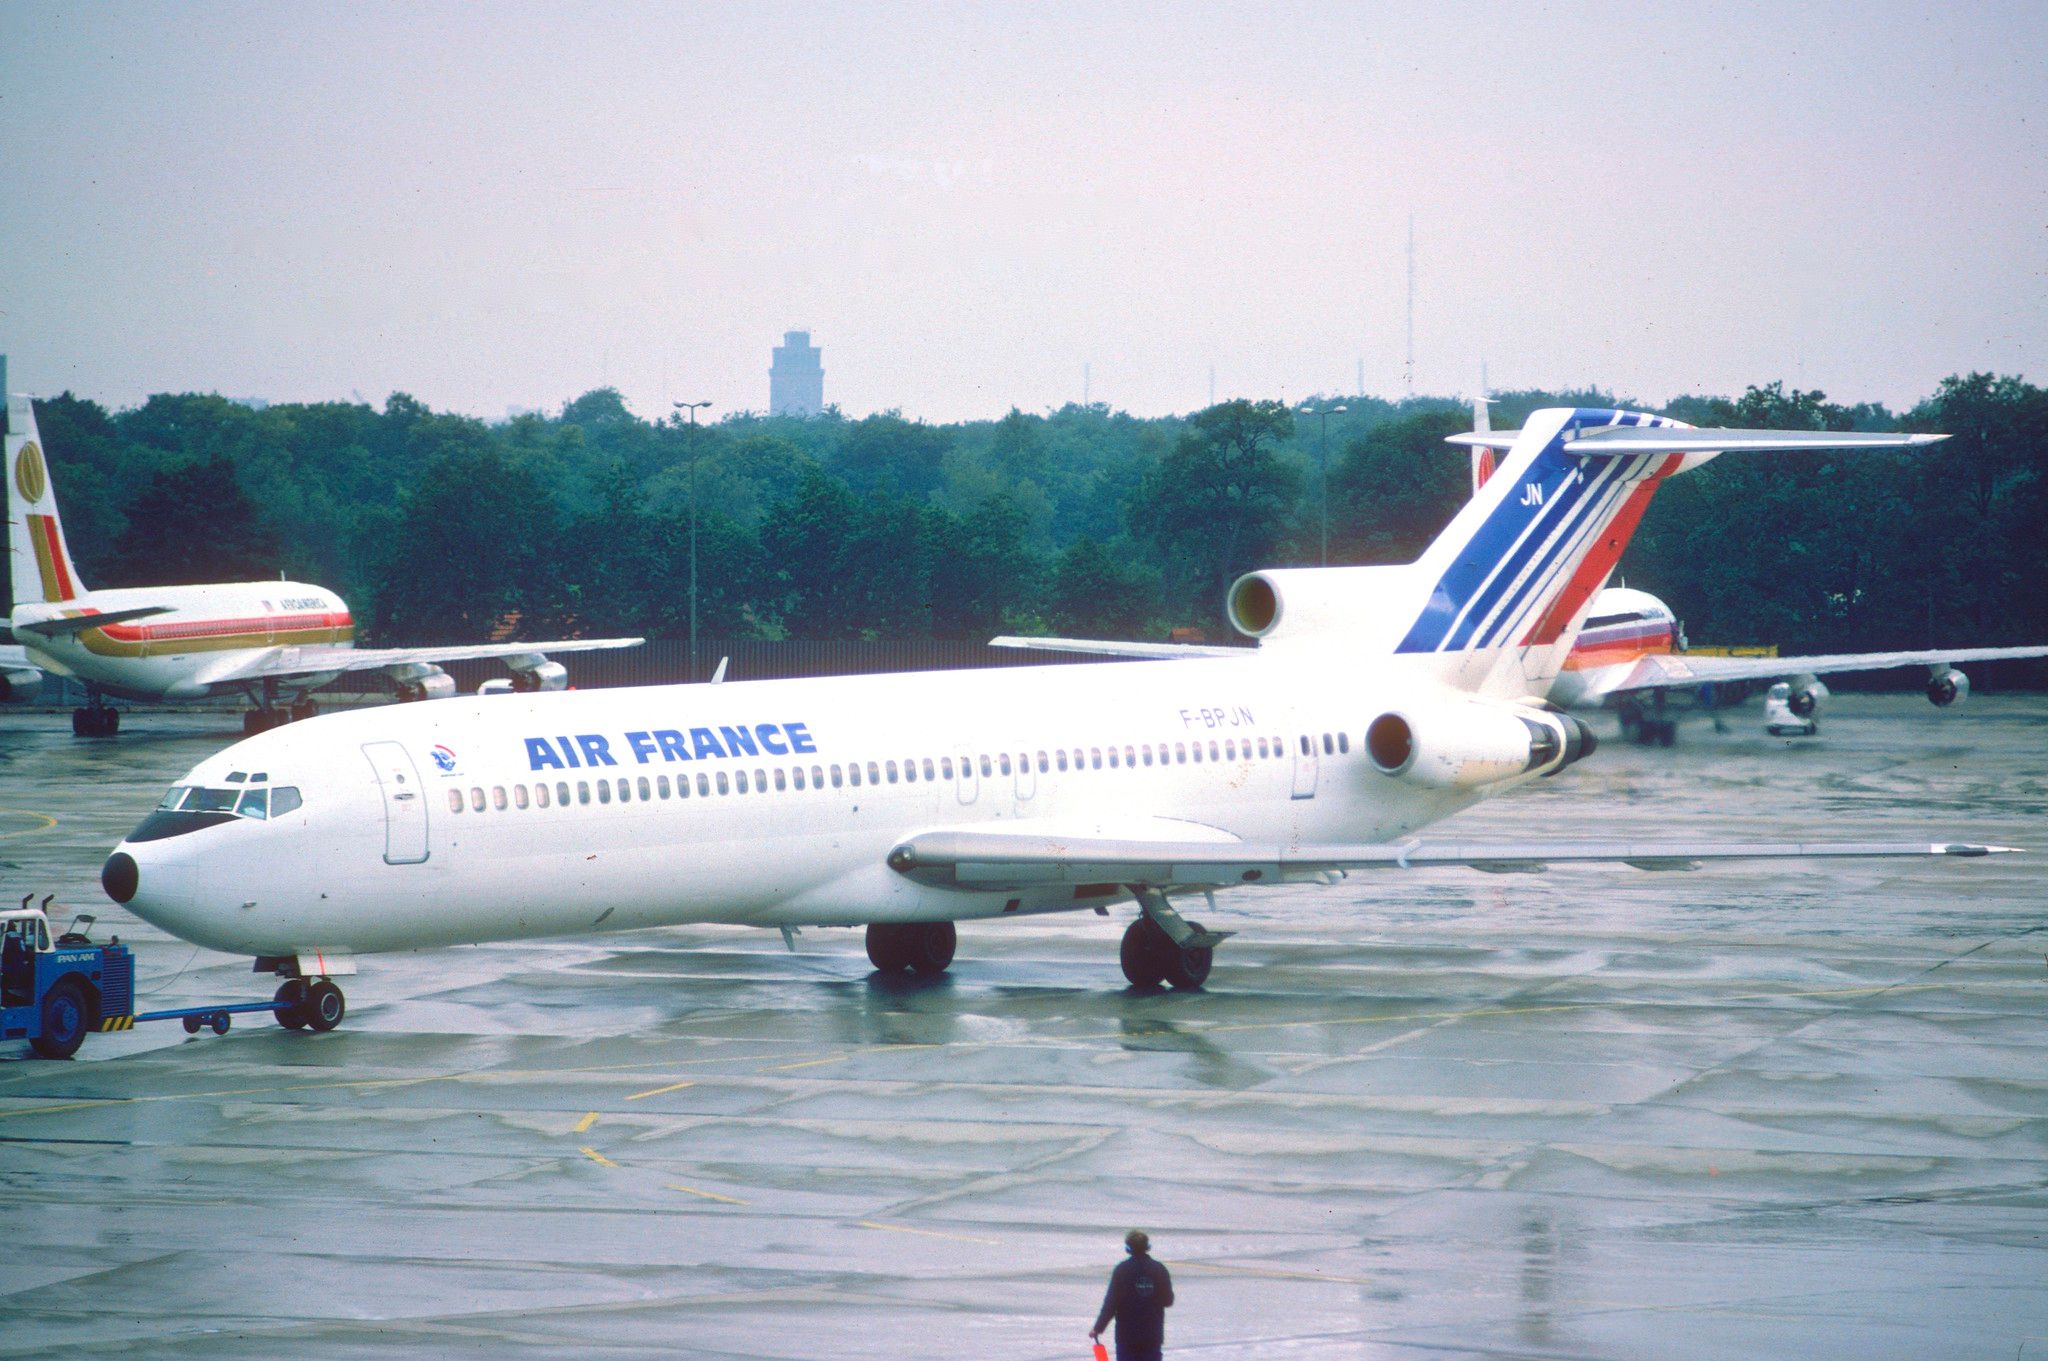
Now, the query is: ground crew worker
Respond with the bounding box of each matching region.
[1090,1228,1174,1360]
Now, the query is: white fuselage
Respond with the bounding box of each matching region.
[13,581,352,701]
[114,654,1500,957]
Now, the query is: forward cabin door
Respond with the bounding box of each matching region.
[362,741,430,864]
[1291,729,1319,800]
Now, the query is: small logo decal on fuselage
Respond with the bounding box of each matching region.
[431,744,458,774]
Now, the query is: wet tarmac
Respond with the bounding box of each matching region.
[2,696,2045,1359]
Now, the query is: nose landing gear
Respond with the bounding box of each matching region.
[273,976,347,1031]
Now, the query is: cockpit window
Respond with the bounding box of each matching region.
[135,783,303,841]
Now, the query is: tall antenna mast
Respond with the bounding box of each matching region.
[1403,215,1416,399]
[1083,362,1091,406]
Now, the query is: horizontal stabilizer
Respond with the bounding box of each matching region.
[988,635,1249,660]
[15,605,173,638]
[1446,427,1948,455]
[887,828,2018,891]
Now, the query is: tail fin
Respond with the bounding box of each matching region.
[7,394,87,607]
[1395,407,1942,692]
[1468,393,1498,496]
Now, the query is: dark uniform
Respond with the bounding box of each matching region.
[1092,1246,1174,1361]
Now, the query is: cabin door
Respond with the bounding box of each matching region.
[362,741,430,864]
[1290,730,1319,800]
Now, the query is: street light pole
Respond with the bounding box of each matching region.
[1300,402,1348,567]
[674,400,713,678]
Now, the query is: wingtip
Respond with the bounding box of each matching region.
[1938,843,2025,856]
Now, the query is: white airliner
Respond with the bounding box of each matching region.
[5,394,641,735]
[103,406,2016,1032]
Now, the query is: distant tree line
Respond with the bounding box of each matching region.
[14,374,2046,657]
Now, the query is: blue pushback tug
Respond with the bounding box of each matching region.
[2,901,134,1059]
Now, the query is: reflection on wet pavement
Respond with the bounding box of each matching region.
[1,696,2044,1359]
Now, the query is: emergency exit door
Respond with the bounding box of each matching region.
[1291,731,1319,800]
[362,741,430,864]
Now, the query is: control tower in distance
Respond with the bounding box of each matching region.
[770,331,823,417]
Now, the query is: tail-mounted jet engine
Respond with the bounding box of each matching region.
[1927,669,1970,707]
[1365,702,1596,790]
[388,663,457,703]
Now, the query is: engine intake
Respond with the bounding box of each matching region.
[389,664,456,703]
[1366,702,1595,789]
[1927,669,1969,707]
[510,659,569,693]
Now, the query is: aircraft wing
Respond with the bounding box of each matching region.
[1446,428,1947,455]
[198,637,644,685]
[988,635,1250,660]
[886,827,2017,891]
[1592,645,2048,698]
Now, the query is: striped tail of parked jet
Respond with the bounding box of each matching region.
[103,406,2015,1030]
[6,393,641,736]
[1452,400,2048,744]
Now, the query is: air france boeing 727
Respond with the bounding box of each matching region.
[102,407,2014,1032]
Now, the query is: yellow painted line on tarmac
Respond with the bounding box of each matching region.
[578,1146,619,1169]
[667,1182,748,1205]
[756,1042,931,1073]
[0,809,58,840]
[625,1080,696,1100]
[856,1220,999,1246]
[571,1111,599,1133]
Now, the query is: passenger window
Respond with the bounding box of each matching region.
[1338,732,1350,754]
[448,789,463,813]
[849,764,862,787]
[494,786,508,811]
[754,768,766,792]
[978,754,992,777]
[1256,737,1268,759]
[867,761,880,785]
[812,765,824,787]
[638,776,652,800]
[577,782,590,805]
[1176,743,1187,763]
[1056,750,1068,771]
[1092,748,1102,769]
[792,768,805,790]
[271,787,302,816]
[999,753,1012,776]
[775,768,788,791]
[716,771,730,795]
[1225,740,1236,760]
[697,773,710,797]
[598,781,612,804]
[1124,745,1136,767]
[514,785,530,809]
[1145,745,1156,767]
[901,759,915,784]
[941,757,954,779]
[922,758,936,780]
[887,760,900,783]
[735,770,749,794]
[237,789,269,819]
[1036,751,1048,772]
[536,783,551,808]
[471,787,486,811]
[832,765,845,788]
[1322,733,1334,755]
[557,782,570,806]
[1208,740,1220,760]
[657,775,670,799]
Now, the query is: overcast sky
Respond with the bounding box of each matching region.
[3,2,2041,423]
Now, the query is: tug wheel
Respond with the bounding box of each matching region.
[31,980,91,1059]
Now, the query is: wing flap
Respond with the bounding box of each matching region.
[887,828,2017,891]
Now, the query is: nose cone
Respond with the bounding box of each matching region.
[102,851,139,904]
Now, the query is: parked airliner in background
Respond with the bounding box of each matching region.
[6,394,641,735]
[1457,402,2048,743]
[103,406,2015,1033]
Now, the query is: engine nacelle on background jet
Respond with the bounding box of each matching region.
[1763,678,1828,735]
[508,659,569,692]
[387,663,457,703]
[1365,701,1595,790]
[1927,669,1970,707]
[1,666,41,702]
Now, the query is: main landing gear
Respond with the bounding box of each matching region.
[242,682,319,735]
[272,977,346,1032]
[865,922,957,977]
[1121,889,1234,991]
[71,698,119,736]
